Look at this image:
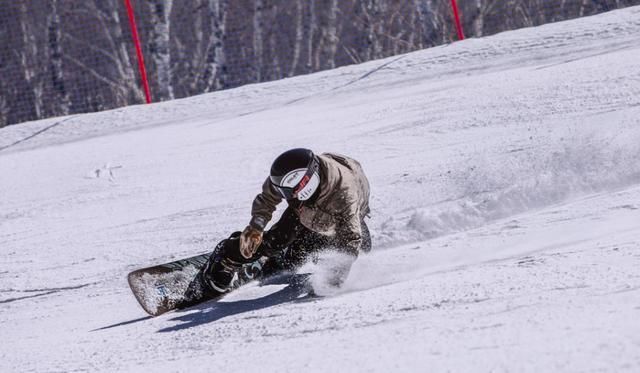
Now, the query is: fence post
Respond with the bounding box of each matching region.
[450,0,465,41]
[124,0,152,104]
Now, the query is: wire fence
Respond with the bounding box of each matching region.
[1,0,638,127]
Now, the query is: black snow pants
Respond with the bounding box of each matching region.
[204,207,370,288]
[258,206,371,271]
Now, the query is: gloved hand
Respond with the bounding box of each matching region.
[239,225,263,259]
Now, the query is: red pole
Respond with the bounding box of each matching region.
[124,0,152,104]
[450,0,465,41]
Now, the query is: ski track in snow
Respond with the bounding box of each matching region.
[1,7,640,372]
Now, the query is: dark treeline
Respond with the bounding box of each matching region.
[1,0,638,127]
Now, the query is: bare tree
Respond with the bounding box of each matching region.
[289,0,305,76]
[201,0,229,91]
[305,0,317,72]
[315,0,340,70]
[413,0,437,47]
[61,0,145,107]
[0,91,9,127]
[253,0,265,81]
[359,0,384,62]
[18,2,45,120]
[3,0,640,127]
[46,0,71,116]
[467,0,499,37]
[147,0,175,100]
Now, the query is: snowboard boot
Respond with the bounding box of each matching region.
[201,230,260,294]
[259,254,290,279]
[202,254,242,293]
[177,269,224,309]
[177,252,256,309]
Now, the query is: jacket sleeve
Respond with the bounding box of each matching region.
[334,193,363,257]
[249,177,283,231]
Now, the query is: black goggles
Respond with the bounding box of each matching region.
[270,157,319,200]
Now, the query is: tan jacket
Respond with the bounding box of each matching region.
[249,153,370,256]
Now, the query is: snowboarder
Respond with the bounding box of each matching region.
[200,148,371,295]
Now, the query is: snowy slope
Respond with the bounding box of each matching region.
[1,7,640,372]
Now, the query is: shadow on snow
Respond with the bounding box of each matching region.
[157,274,317,333]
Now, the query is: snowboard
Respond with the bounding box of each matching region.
[128,252,268,316]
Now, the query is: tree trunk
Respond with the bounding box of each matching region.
[202,0,228,91]
[107,2,145,104]
[316,0,340,70]
[289,0,304,76]
[306,0,316,71]
[19,2,43,120]
[253,0,264,82]
[47,0,71,116]
[149,0,175,100]
[0,93,8,127]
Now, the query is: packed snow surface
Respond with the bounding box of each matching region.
[2,7,640,372]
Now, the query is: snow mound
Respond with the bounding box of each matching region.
[376,124,640,247]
